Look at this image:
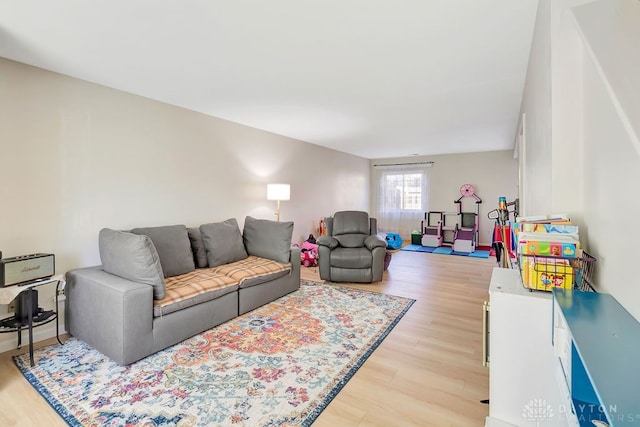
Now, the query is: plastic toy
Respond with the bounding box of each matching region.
[441,212,460,247]
[420,184,481,252]
[385,232,403,250]
[300,235,319,267]
[452,184,482,253]
[300,247,318,267]
[421,211,444,247]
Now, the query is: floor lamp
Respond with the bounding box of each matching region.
[267,183,290,222]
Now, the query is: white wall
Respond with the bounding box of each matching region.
[574,0,640,151]
[518,0,592,217]
[0,57,370,351]
[518,0,553,217]
[371,151,518,246]
[520,0,640,319]
[574,0,640,318]
[550,0,588,222]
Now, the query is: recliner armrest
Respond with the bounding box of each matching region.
[364,235,386,251]
[317,235,339,249]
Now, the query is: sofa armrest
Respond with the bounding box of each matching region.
[365,235,386,250]
[65,267,155,365]
[317,235,339,249]
[289,246,301,278]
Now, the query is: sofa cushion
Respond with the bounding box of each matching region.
[242,216,293,263]
[200,218,248,267]
[329,247,373,269]
[131,225,195,278]
[211,255,291,289]
[98,228,166,299]
[153,269,239,317]
[187,227,208,268]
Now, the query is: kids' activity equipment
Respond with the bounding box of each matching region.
[420,211,444,247]
[487,197,519,267]
[420,211,460,247]
[420,184,482,252]
[452,184,482,253]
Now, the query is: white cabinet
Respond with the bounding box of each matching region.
[486,267,565,426]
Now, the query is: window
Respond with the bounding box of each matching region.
[373,163,432,238]
[383,173,423,210]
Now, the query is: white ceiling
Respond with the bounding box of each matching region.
[0,0,539,159]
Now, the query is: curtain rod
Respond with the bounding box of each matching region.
[372,161,434,167]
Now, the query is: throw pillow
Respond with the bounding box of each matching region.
[98,228,166,300]
[131,225,195,278]
[187,227,208,268]
[243,216,293,263]
[200,218,248,267]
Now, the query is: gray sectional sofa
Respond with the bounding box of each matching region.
[65,216,300,365]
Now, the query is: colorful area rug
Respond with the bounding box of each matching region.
[14,281,414,427]
[401,244,491,258]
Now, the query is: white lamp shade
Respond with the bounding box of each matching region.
[267,183,290,201]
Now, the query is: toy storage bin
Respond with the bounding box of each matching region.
[411,231,421,245]
[570,251,596,291]
[518,251,596,292]
[520,255,573,291]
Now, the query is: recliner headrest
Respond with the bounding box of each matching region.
[333,211,370,235]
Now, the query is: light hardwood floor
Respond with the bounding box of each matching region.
[0,250,494,426]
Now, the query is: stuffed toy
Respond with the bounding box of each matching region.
[385,232,403,250]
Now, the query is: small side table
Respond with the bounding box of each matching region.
[0,274,65,366]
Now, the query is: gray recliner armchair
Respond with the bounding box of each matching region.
[317,211,387,283]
